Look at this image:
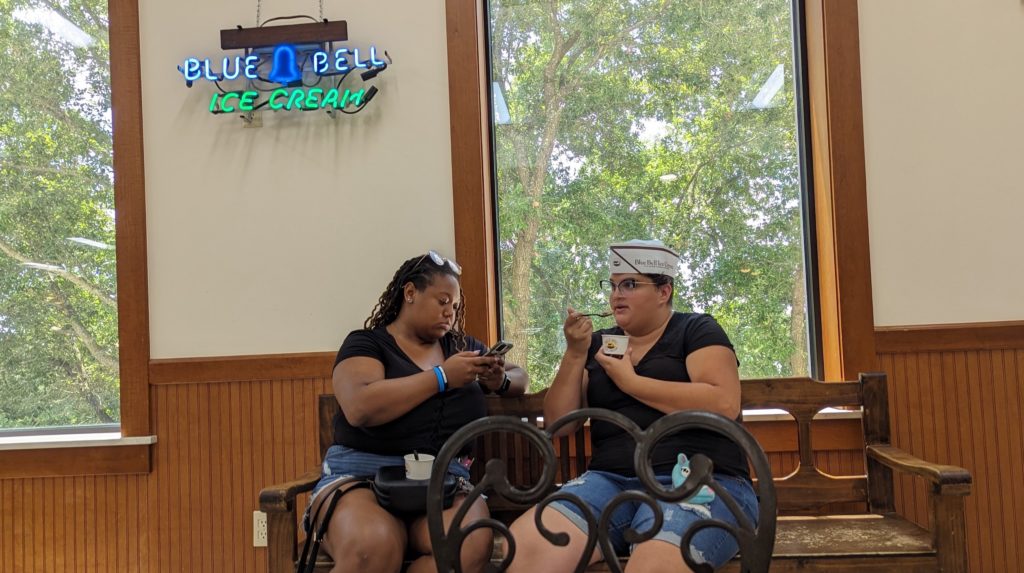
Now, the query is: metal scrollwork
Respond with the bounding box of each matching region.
[427,409,777,573]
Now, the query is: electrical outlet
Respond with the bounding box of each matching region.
[253,510,268,547]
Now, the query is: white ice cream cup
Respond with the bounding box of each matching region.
[601,334,629,357]
[404,453,435,480]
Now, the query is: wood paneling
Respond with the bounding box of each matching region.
[804,0,877,381]
[7,322,1015,572]
[1,376,332,573]
[149,352,335,385]
[876,320,1024,353]
[446,0,499,345]
[1,360,869,572]
[0,444,151,479]
[877,326,1024,573]
[108,0,151,437]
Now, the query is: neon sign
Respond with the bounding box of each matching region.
[179,45,386,84]
[178,39,388,116]
[208,87,367,113]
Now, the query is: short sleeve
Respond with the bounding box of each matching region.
[684,314,735,356]
[335,330,383,367]
[461,334,489,356]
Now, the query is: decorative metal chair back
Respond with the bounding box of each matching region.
[426,408,777,573]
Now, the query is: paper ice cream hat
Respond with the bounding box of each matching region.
[608,240,680,277]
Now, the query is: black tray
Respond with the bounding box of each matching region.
[372,465,457,514]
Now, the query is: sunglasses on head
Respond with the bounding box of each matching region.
[410,250,462,277]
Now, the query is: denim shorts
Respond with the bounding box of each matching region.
[304,445,473,531]
[549,470,759,567]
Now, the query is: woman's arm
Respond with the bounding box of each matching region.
[544,351,591,438]
[543,309,595,437]
[501,363,529,396]
[593,345,740,418]
[335,350,492,427]
[333,357,439,427]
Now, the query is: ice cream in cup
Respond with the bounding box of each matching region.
[404,453,434,480]
[601,334,629,357]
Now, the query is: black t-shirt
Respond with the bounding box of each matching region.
[585,312,749,479]
[332,327,488,456]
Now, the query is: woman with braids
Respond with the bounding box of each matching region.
[306,250,527,573]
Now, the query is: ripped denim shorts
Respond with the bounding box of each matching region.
[548,470,759,567]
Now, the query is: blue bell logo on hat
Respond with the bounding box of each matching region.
[608,239,680,277]
[268,44,302,85]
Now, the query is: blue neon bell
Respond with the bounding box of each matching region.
[268,44,301,85]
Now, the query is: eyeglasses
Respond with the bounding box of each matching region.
[410,250,462,277]
[599,278,659,295]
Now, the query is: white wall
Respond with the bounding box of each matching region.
[140,0,456,358]
[859,0,1024,326]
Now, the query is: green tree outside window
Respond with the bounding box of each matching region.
[489,0,810,391]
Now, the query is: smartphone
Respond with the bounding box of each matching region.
[484,341,514,357]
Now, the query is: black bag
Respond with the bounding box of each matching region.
[371,465,459,514]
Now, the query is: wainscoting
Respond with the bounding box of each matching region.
[878,321,1024,573]
[1,376,332,573]
[4,322,1022,572]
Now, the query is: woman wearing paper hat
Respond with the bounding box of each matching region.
[508,239,758,572]
[306,251,527,573]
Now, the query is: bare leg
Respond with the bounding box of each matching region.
[626,539,693,573]
[505,505,603,573]
[312,485,407,573]
[407,494,493,573]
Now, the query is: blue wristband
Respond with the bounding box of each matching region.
[433,366,447,393]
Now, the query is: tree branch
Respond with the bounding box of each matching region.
[38,0,106,44]
[547,0,562,45]
[65,346,116,424]
[52,286,119,375]
[0,238,117,309]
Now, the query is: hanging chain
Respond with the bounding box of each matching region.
[255,0,323,26]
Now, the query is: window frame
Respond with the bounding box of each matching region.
[444,0,876,382]
[0,0,152,478]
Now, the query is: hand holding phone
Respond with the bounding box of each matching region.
[484,341,514,357]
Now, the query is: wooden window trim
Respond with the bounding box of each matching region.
[0,0,153,477]
[445,0,877,379]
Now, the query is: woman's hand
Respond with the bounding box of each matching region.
[593,347,637,388]
[441,351,498,389]
[476,357,506,392]
[563,307,594,356]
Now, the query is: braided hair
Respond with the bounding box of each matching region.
[364,254,468,350]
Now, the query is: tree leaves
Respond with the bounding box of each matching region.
[491,0,809,389]
[1,0,118,428]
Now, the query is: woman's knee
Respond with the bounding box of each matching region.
[324,498,406,573]
[410,495,493,566]
[506,506,596,573]
[454,525,494,572]
[626,540,692,573]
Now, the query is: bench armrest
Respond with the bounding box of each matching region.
[866,445,972,495]
[259,468,321,513]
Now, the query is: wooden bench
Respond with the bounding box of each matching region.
[260,372,971,572]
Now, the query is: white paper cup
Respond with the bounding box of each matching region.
[404,453,435,480]
[601,334,629,356]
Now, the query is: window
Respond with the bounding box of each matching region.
[487,0,818,389]
[1,0,120,431]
